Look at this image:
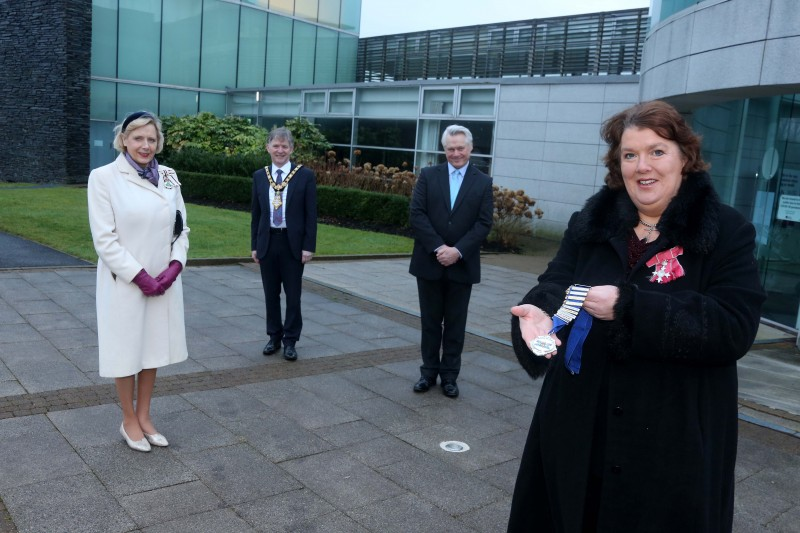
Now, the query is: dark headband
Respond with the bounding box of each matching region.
[121,111,154,132]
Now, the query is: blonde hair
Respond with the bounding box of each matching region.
[112,111,164,154]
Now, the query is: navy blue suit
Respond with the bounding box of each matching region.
[251,163,317,344]
[409,162,493,382]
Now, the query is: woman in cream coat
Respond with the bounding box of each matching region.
[88,111,189,452]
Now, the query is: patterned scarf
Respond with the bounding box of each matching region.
[124,152,159,187]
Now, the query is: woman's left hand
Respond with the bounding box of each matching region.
[582,285,619,320]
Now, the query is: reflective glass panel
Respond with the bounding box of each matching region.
[357,88,419,118]
[318,0,341,28]
[200,92,227,115]
[356,119,417,149]
[116,84,159,120]
[313,117,352,144]
[353,147,415,169]
[460,88,496,116]
[238,8,269,87]
[118,0,161,82]
[265,14,292,86]
[303,91,326,114]
[422,89,454,115]
[228,92,260,116]
[92,0,117,77]
[269,0,294,15]
[291,21,317,85]
[340,0,361,32]
[295,0,318,22]
[336,34,358,83]
[261,90,302,115]
[161,0,201,87]
[314,27,338,84]
[90,80,116,121]
[329,91,353,114]
[160,88,199,116]
[200,0,239,90]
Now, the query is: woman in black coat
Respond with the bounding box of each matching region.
[507,101,765,532]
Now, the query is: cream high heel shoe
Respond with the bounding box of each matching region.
[120,423,151,452]
[144,432,169,447]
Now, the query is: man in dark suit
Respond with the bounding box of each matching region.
[409,125,494,398]
[251,127,317,361]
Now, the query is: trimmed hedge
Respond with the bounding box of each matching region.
[177,171,410,228]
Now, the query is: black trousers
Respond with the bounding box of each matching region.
[416,275,472,383]
[260,232,304,344]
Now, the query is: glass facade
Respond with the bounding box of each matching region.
[89,0,361,168]
[692,95,800,330]
[228,84,497,174]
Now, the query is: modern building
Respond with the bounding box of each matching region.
[1,0,798,333]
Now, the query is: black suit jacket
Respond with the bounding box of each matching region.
[408,162,493,284]
[251,164,317,261]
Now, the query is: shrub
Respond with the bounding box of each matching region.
[177,171,252,207]
[161,113,267,159]
[308,150,416,198]
[163,149,265,178]
[317,186,410,228]
[488,186,543,250]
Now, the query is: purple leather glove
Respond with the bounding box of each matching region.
[132,269,165,297]
[155,260,183,291]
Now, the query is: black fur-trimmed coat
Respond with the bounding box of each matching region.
[507,172,765,533]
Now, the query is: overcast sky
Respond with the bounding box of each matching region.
[359,0,650,37]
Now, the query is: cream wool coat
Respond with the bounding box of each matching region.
[88,154,190,378]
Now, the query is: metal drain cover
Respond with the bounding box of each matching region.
[439,440,470,453]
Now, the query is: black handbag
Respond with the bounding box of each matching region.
[171,210,183,246]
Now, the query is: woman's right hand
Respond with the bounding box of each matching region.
[511,304,560,358]
[132,269,165,297]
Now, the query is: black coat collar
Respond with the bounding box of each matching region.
[572,171,721,254]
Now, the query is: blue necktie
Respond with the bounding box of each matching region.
[450,169,462,208]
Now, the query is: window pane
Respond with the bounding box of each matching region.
[92,0,117,77]
[291,21,316,85]
[295,0,318,22]
[340,0,360,32]
[354,147,414,169]
[200,93,226,115]
[269,0,294,16]
[329,91,353,114]
[313,117,352,144]
[318,0,340,28]
[357,87,419,118]
[117,84,159,120]
[336,34,358,83]
[422,89,454,115]
[356,119,417,149]
[238,7,268,87]
[460,88,496,116]
[91,80,116,121]
[314,27,338,84]
[200,0,239,90]
[303,91,326,114]
[242,0,269,7]
[228,92,260,116]
[261,90,301,115]
[266,14,292,86]
[161,0,201,87]
[417,119,494,155]
[118,0,161,82]
[160,88,198,116]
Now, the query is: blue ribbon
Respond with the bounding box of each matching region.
[550,309,593,374]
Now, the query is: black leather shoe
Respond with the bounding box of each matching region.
[283,344,298,361]
[441,381,459,398]
[413,376,435,393]
[263,339,281,356]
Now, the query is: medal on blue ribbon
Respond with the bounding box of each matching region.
[529,284,592,374]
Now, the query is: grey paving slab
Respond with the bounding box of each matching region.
[347,492,477,533]
[233,488,337,532]
[311,419,387,447]
[119,480,224,529]
[2,472,136,533]
[222,411,334,463]
[153,408,241,455]
[281,449,405,511]
[473,457,522,495]
[180,443,301,505]
[344,434,428,469]
[180,387,272,422]
[47,403,122,448]
[141,508,257,533]
[9,359,95,393]
[290,373,378,405]
[78,443,198,497]
[398,423,518,472]
[342,395,438,435]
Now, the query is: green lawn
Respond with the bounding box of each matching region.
[0,185,412,261]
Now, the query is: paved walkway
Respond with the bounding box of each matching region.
[0,255,798,532]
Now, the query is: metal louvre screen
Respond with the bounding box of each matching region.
[356,8,648,82]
